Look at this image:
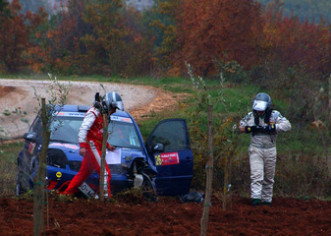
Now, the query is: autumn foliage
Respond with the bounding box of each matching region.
[0,0,330,79]
[176,0,263,76]
[262,3,331,80]
[0,0,45,73]
[25,0,154,76]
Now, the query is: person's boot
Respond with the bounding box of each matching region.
[262,201,272,206]
[251,198,261,206]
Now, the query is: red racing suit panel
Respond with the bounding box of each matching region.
[64,140,112,197]
[78,107,110,150]
[64,106,112,197]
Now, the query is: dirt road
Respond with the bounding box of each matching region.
[0,79,179,139]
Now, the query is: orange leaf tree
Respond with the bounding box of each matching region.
[262,2,331,80]
[145,0,181,75]
[0,0,43,73]
[176,0,263,77]
[28,0,154,76]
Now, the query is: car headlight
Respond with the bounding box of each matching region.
[69,161,81,172]
[108,164,125,175]
[47,149,68,169]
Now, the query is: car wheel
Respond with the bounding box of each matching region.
[141,173,158,202]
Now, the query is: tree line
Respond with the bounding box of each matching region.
[257,0,331,24]
[0,0,330,84]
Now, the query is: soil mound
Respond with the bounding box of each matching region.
[0,196,330,235]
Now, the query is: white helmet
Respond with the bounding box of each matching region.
[252,92,272,112]
[102,91,124,111]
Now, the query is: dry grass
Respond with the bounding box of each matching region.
[0,140,22,197]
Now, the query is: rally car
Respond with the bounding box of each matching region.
[16,105,194,198]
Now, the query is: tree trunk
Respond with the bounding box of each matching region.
[33,98,50,235]
[329,74,331,122]
[327,74,331,174]
[99,113,109,201]
[223,154,229,211]
[200,104,214,236]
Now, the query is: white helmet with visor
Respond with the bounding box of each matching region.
[252,92,272,112]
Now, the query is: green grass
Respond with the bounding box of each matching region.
[0,140,23,196]
[0,141,21,163]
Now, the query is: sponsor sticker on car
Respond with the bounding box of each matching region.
[55,112,85,117]
[49,143,79,150]
[110,115,133,123]
[56,171,62,179]
[155,152,180,166]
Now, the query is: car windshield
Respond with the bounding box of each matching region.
[50,116,83,144]
[108,120,142,149]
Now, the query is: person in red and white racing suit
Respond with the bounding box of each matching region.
[239,92,291,206]
[64,92,124,198]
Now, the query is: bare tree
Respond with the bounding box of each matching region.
[32,74,70,235]
[33,98,49,235]
[99,112,109,201]
[200,102,214,236]
[186,62,233,235]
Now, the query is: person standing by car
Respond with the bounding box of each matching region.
[239,92,291,206]
[64,91,124,198]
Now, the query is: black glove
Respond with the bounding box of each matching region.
[265,124,276,134]
[94,92,101,109]
[245,126,251,133]
[245,126,259,133]
[245,125,276,135]
[95,92,100,102]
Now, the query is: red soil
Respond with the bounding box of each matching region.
[0,196,330,235]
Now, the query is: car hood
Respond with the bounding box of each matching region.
[48,142,157,174]
[48,142,81,161]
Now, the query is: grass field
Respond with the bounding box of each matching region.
[0,140,22,196]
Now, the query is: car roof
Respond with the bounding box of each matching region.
[57,105,131,118]
[57,104,91,112]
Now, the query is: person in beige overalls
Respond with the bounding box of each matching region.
[239,92,291,206]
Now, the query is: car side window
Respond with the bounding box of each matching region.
[149,120,189,153]
[30,115,43,143]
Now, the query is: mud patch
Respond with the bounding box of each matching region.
[131,89,189,121]
[0,85,16,96]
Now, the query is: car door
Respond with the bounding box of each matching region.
[145,119,193,196]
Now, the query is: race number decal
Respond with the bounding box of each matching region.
[155,152,180,166]
[155,154,162,166]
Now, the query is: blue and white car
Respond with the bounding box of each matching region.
[16,105,194,198]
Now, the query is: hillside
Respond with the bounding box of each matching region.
[257,0,331,23]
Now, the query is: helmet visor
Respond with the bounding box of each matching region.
[113,101,124,111]
[253,100,268,111]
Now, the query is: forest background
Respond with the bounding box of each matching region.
[0,0,330,199]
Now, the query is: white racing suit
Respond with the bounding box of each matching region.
[240,110,291,203]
